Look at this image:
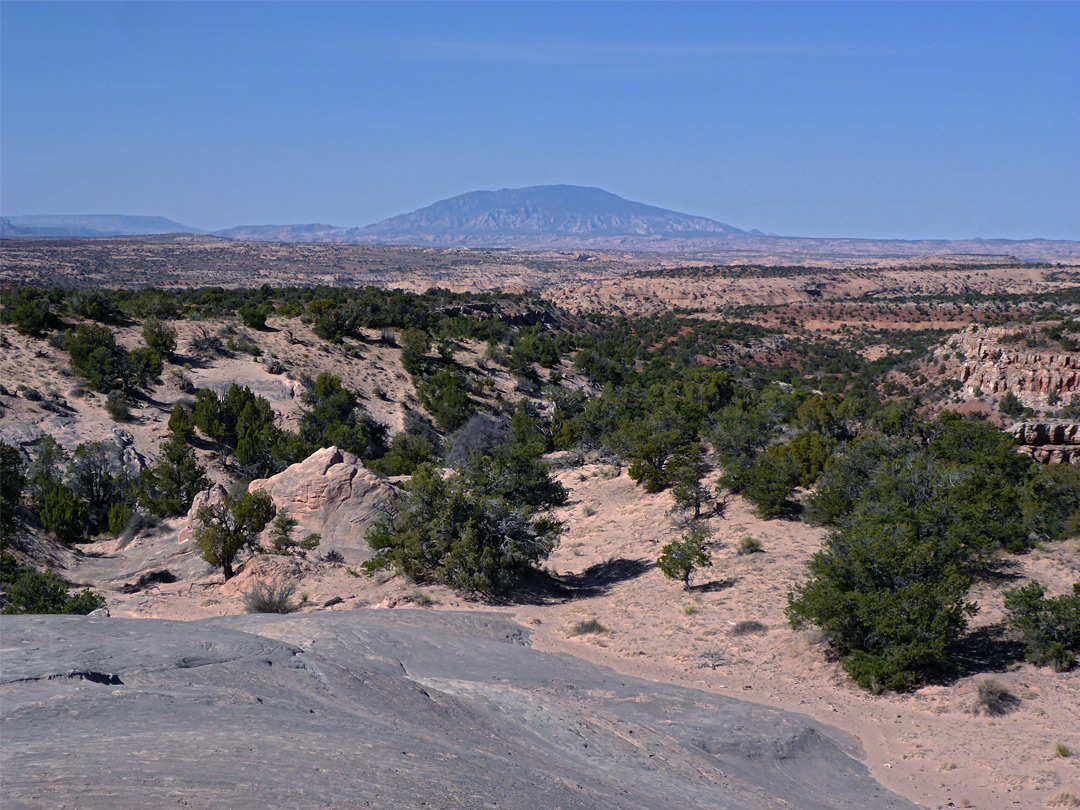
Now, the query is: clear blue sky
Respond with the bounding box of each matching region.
[2,1,1078,239]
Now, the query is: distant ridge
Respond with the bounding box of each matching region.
[6,188,1077,262]
[1,214,203,237]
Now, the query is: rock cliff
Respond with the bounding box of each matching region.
[1011,422,1080,465]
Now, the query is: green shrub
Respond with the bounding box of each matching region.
[657,522,713,590]
[1026,464,1080,542]
[40,484,88,543]
[787,461,990,692]
[140,434,209,517]
[999,391,1024,417]
[365,463,560,595]
[1004,580,1080,671]
[417,368,474,432]
[105,394,131,422]
[240,304,271,330]
[142,318,177,358]
[107,502,134,536]
[68,323,124,392]
[301,373,386,459]
[1,554,105,615]
[729,448,800,519]
[0,441,25,544]
[268,508,320,557]
[368,432,437,476]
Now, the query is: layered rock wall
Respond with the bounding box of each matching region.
[1010,422,1080,465]
[935,326,1080,410]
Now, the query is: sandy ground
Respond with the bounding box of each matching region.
[74,462,1080,810]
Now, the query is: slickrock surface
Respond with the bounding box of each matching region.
[0,611,919,810]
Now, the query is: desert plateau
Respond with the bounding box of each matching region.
[4,4,1080,808]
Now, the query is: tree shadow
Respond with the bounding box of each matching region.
[690,576,738,594]
[927,623,1028,684]
[502,557,653,605]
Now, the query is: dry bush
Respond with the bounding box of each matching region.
[975,678,1019,716]
[731,620,767,636]
[569,618,609,636]
[243,579,298,614]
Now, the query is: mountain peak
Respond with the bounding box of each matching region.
[356,185,744,240]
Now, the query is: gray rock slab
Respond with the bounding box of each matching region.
[0,611,922,810]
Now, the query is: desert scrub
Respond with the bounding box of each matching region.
[731,620,767,636]
[737,536,763,555]
[581,503,597,517]
[684,605,699,616]
[243,579,298,614]
[975,678,1018,716]
[568,618,609,636]
[410,589,435,607]
[1048,792,1080,808]
[1055,742,1073,758]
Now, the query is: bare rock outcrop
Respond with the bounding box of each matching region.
[178,482,228,545]
[1010,422,1080,465]
[1,611,921,810]
[939,326,1080,409]
[247,446,396,560]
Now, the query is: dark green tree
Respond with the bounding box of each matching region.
[1,554,105,615]
[193,488,276,581]
[1004,581,1080,672]
[142,318,178,359]
[268,508,320,556]
[40,484,89,544]
[365,463,561,594]
[300,373,386,458]
[140,434,210,517]
[0,441,25,544]
[657,521,713,590]
[400,327,431,375]
[417,368,475,432]
[369,432,437,476]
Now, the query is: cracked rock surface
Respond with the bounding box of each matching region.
[1,610,919,810]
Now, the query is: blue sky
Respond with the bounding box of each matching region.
[2,1,1078,239]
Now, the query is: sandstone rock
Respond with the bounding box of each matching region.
[179,483,228,545]
[1,611,921,810]
[1010,423,1080,465]
[941,326,1080,409]
[247,446,395,561]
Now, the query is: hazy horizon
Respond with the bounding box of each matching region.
[2,2,1078,241]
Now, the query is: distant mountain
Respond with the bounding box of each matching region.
[2,215,203,237]
[354,185,746,241]
[213,223,353,242]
